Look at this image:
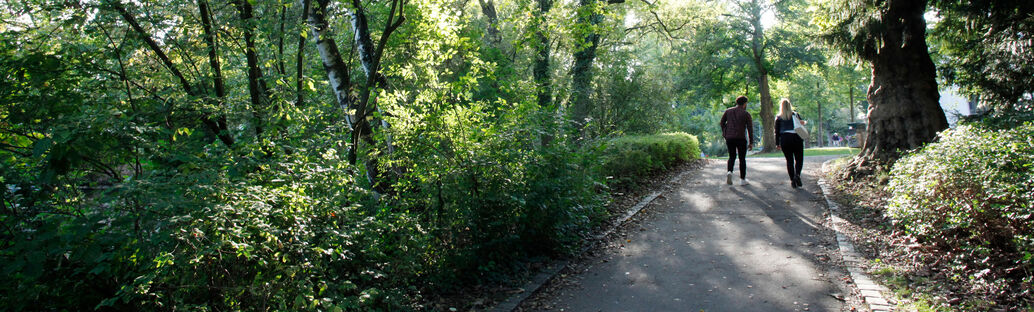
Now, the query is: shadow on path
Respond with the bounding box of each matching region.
[523,156,847,312]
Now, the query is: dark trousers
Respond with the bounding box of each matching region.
[725,138,747,179]
[779,133,804,179]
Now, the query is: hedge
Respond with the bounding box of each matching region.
[887,123,1034,292]
[600,132,701,186]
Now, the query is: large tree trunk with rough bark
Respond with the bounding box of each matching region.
[850,0,947,174]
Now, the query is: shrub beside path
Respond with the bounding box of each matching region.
[520,156,853,311]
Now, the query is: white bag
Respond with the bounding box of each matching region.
[792,113,810,141]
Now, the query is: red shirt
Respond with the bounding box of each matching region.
[720,105,755,144]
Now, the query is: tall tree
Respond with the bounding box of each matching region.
[302,0,404,192]
[109,0,235,147]
[569,0,624,138]
[533,0,554,145]
[295,0,310,107]
[477,0,501,46]
[233,0,273,136]
[532,0,553,110]
[931,0,1034,112]
[725,0,776,151]
[820,0,948,172]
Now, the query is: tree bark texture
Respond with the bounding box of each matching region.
[757,72,774,149]
[303,0,364,143]
[854,0,947,169]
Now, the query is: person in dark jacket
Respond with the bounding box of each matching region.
[774,98,807,188]
[720,96,755,186]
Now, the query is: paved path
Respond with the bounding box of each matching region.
[530,156,847,312]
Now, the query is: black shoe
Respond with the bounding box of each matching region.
[791,179,798,189]
[794,176,803,187]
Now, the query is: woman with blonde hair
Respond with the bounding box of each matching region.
[774,98,807,188]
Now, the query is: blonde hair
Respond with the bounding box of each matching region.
[778,98,793,120]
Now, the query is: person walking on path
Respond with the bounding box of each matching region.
[775,98,807,188]
[720,95,755,186]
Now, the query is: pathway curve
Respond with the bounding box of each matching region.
[522,156,850,312]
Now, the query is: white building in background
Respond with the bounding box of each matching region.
[940,85,982,127]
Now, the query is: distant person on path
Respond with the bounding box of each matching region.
[832,132,841,147]
[775,98,806,188]
[720,95,755,186]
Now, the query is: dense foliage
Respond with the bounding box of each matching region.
[887,123,1034,302]
[930,0,1034,111]
[600,132,701,187]
[4,0,1031,309]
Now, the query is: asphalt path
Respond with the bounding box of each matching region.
[530,156,847,312]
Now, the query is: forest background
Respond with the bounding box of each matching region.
[1,0,1031,310]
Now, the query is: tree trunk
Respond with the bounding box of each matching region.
[817,81,823,146]
[850,0,947,173]
[113,0,234,146]
[303,0,363,145]
[295,0,309,107]
[234,0,271,136]
[277,4,287,76]
[849,86,854,123]
[477,0,501,46]
[533,0,553,146]
[198,0,225,99]
[747,0,775,152]
[197,0,232,141]
[568,0,624,139]
[757,71,774,150]
[348,0,404,192]
[569,0,601,138]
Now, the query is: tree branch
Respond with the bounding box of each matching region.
[110,0,194,96]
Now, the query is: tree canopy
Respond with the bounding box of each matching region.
[2,0,1032,309]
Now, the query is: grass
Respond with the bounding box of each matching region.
[748,147,860,158]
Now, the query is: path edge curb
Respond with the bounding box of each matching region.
[819,159,895,312]
[489,168,693,312]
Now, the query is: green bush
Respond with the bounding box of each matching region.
[1,145,426,311]
[600,132,701,186]
[385,103,607,289]
[887,123,1034,293]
